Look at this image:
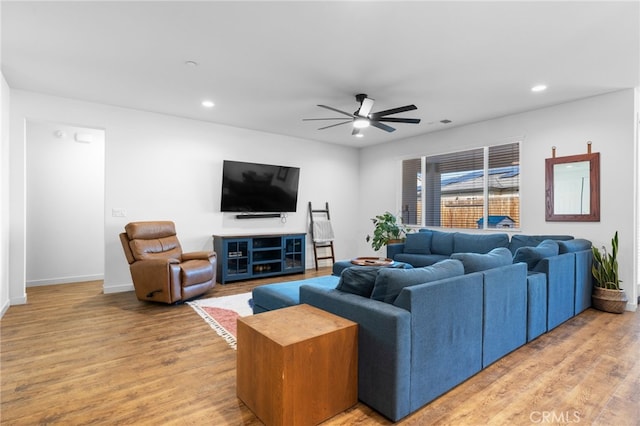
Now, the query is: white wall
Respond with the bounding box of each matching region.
[25,121,105,286]
[0,72,10,316]
[6,89,638,311]
[358,89,638,311]
[9,90,360,299]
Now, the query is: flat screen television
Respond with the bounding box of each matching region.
[220,160,300,213]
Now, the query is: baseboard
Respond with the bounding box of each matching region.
[10,294,27,306]
[0,298,11,318]
[103,282,134,294]
[26,274,104,287]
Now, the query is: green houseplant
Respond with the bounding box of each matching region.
[591,231,627,313]
[366,212,410,252]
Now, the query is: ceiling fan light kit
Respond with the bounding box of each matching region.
[303,93,421,136]
[353,117,370,129]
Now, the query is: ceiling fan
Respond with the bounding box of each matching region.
[303,93,421,136]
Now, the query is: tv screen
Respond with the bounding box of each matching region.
[220,160,300,213]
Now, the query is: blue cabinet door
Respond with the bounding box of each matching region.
[283,235,305,272]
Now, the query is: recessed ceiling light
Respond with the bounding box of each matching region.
[354,133,364,138]
[201,100,215,108]
[531,84,547,92]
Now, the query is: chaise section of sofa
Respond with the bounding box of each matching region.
[252,275,339,313]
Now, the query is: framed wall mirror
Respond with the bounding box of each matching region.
[545,152,600,221]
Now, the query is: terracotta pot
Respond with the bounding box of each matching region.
[592,286,628,314]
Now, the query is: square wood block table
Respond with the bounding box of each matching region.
[237,304,358,426]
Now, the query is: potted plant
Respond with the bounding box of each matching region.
[366,212,410,251]
[591,231,628,313]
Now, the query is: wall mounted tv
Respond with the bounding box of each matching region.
[220,160,300,213]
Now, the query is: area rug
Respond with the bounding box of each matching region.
[187,292,253,350]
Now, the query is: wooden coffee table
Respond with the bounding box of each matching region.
[237,304,358,426]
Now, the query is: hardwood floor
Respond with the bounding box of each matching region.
[1,270,638,425]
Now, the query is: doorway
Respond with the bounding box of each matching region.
[25,120,105,286]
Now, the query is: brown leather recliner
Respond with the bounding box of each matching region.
[119,221,216,304]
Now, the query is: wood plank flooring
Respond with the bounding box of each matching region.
[1,269,638,425]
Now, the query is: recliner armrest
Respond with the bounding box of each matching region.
[182,251,217,264]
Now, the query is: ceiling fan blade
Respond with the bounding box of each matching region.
[317,120,352,130]
[369,120,396,133]
[302,117,353,121]
[357,97,375,117]
[376,117,421,124]
[370,104,417,118]
[317,105,356,118]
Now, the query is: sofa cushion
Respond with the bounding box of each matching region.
[513,240,560,269]
[404,231,432,255]
[336,266,380,297]
[252,275,340,312]
[557,238,592,254]
[371,259,465,304]
[453,233,509,254]
[429,230,456,255]
[509,234,574,255]
[394,253,448,267]
[451,247,513,273]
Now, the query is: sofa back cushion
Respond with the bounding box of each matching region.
[404,231,432,255]
[557,238,592,254]
[129,236,182,261]
[453,232,509,254]
[429,230,456,255]
[371,259,464,304]
[513,240,560,269]
[451,247,513,273]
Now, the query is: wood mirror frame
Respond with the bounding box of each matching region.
[545,152,600,222]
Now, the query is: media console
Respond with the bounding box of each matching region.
[213,233,306,284]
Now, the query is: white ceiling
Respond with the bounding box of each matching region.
[2,1,639,148]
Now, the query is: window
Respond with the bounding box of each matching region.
[401,142,520,229]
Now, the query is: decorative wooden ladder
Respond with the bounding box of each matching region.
[308,201,335,270]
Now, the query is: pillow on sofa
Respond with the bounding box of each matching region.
[370,259,464,304]
[509,234,573,255]
[451,247,513,273]
[513,240,559,269]
[557,238,592,254]
[336,266,380,297]
[404,231,432,255]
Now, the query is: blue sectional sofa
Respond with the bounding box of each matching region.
[251,230,593,421]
